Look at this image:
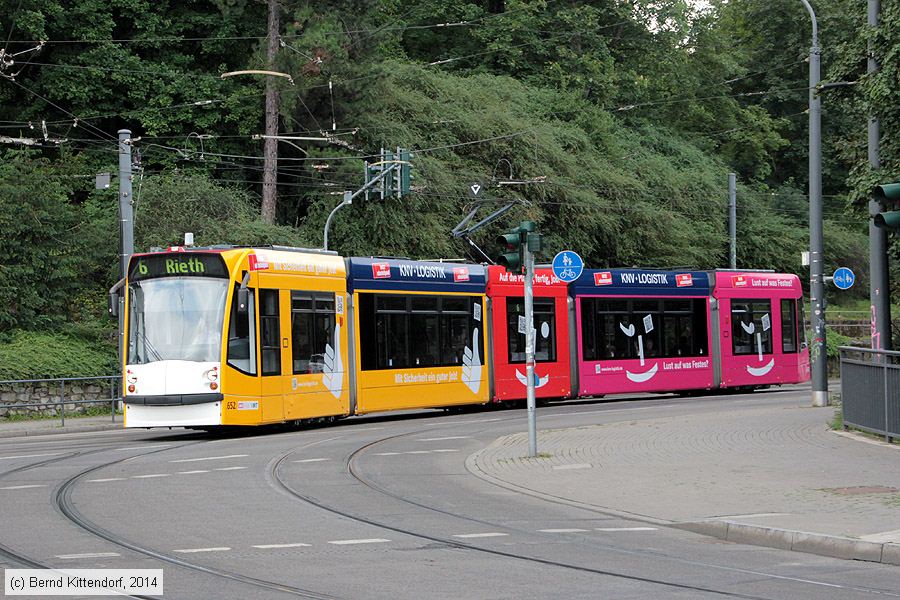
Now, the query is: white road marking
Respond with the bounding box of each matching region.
[214,466,247,471]
[552,464,592,470]
[56,553,120,559]
[595,527,658,532]
[452,533,508,539]
[292,458,330,463]
[716,512,791,519]
[117,445,172,451]
[539,528,589,533]
[418,436,471,442]
[373,452,401,456]
[132,474,170,479]
[431,449,460,453]
[87,478,126,483]
[177,470,210,475]
[0,484,46,490]
[405,450,430,454]
[170,454,248,463]
[0,452,62,460]
[327,539,391,545]
[174,547,231,553]
[252,543,312,549]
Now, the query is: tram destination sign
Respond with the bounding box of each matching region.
[129,253,228,281]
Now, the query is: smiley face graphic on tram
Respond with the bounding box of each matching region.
[741,315,775,377]
[619,315,659,383]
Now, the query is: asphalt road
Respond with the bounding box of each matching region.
[0,389,898,599]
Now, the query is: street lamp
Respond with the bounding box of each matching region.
[800,0,828,407]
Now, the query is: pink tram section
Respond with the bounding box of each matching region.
[485,266,572,402]
[572,269,714,396]
[712,272,810,388]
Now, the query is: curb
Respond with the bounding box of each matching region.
[674,520,900,566]
[0,422,122,439]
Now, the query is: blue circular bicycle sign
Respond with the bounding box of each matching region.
[832,267,855,290]
[552,250,584,283]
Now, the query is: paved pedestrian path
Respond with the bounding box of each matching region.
[0,414,122,438]
[468,399,900,565]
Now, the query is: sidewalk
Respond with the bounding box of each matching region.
[0,415,122,438]
[467,398,900,565]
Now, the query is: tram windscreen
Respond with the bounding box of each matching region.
[128,268,229,365]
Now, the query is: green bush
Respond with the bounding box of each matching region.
[0,331,116,380]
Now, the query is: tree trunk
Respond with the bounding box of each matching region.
[261,0,280,224]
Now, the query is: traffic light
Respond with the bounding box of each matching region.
[399,148,412,197]
[873,183,900,229]
[380,149,394,200]
[497,230,524,272]
[496,221,540,272]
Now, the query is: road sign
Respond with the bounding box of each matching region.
[552,250,583,283]
[833,267,855,290]
[467,181,484,199]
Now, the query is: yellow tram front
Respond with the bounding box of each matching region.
[123,247,350,428]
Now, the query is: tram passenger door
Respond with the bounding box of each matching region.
[258,288,286,423]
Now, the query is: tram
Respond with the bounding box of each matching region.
[485,266,572,402]
[118,246,809,429]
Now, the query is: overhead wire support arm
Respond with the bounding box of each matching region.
[451,199,520,265]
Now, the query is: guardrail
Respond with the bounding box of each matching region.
[839,347,899,443]
[0,376,120,427]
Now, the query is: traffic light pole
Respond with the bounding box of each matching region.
[868,0,891,351]
[801,0,828,407]
[524,244,537,458]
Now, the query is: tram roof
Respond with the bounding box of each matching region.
[347,257,487,293]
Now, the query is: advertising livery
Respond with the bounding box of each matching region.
[119,247,810,430]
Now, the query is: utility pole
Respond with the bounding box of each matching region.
[728,173,737,269]
[118,129,134,366]
[118,130,134,281]
[868,0,890,351]
[261,0,280,224]
[524,238,537,457]
[800,0,828,407]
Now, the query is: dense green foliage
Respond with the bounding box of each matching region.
[0,0,896,374]
[0,330,114,379]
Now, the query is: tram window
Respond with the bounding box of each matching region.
[291,292,335,374]
[732,300,773,356]
[506,297,556,363]
[378,312,409,368]
[798,300,809,347]
[359,294,482,370]
[581,297,708,361]
[411,296,438,312]
[260,289,281,376]
[226,286,257,375]
[410,313,440,366]
[580,299,598,361]
[781,299,798,353]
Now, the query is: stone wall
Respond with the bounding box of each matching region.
[0,380,118,418]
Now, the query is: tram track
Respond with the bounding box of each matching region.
[0,447,164,600]
[53,437,344,600]
[270,413,898,600]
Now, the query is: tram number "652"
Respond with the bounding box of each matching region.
[226,401,237,410]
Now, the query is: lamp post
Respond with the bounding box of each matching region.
[800,0,828,407]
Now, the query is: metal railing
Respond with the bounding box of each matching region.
[0,376,121,427]
[839,347,899,443]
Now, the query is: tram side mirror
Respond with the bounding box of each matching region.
[237,287,249,316]
[108,292,119,318]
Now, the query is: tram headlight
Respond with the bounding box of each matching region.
[205,367,219,382]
